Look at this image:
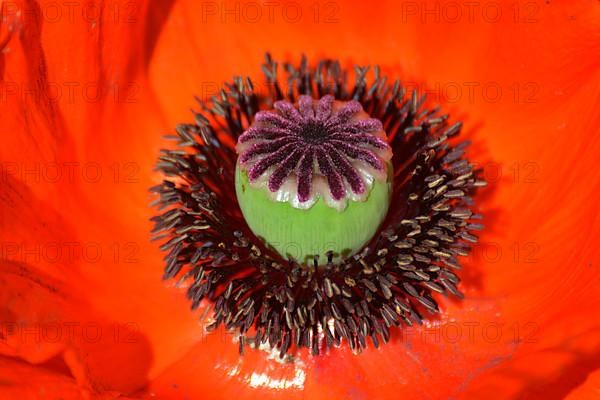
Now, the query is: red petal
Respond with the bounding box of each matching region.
[2,0,599,398]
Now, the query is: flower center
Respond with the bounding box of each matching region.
[152,54,487,358]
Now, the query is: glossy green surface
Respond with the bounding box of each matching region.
[235,164,392,265]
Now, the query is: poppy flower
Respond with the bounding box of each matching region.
[1,0,599,399]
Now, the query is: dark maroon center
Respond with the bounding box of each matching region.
[300,120,329,144]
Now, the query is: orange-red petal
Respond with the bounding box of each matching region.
[1,0,599,398]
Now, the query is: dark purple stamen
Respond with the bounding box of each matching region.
[324,143,365,194]
[297,149,314,202]
[315,148,345,201]
[268,149,304,191]
[248,143,296,180]
[332,141,385,171]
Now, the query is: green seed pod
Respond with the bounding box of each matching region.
[235,95,393,265]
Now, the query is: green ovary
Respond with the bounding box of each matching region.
[235,164,392,265]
